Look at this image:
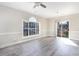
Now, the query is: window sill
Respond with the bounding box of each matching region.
[22,34,40,39]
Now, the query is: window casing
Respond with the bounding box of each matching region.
[23,17,39,36]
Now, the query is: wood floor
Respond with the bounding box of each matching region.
[0,36,79,56]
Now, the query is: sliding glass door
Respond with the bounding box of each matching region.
[57,20,69,38]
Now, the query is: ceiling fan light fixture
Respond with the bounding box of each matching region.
[33,2,46,8]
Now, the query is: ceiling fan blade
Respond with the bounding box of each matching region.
[33,5,37,8]
[40,3,46,8]
[33,2,40,8]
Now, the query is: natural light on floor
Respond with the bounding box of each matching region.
[57,37,78,47]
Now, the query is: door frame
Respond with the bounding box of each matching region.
[56,20,70,39]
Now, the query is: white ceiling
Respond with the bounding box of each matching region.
[0,2,79,18]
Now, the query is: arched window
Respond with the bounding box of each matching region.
[29,17,37,22]
[23,17,39,36]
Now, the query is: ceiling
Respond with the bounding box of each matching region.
[0,2,79,18]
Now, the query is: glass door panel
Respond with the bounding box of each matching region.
[57,21,69,38]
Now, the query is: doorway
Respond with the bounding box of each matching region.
[57,20,69,38]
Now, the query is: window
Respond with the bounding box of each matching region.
[23,17,39,36]
[23,22,29,36]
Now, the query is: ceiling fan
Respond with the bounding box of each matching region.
[33,2,46,8]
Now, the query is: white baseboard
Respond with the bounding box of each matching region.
[47,35,56,37]
[70,38,79,41]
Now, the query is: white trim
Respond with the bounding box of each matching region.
[0,35,47,49]
[22,34,40,39]
[22,18,40,39]
[0,32,20,35]
[70,31,79,40]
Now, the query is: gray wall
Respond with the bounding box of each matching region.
[0,6,48,48]
[48,14,79,40]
